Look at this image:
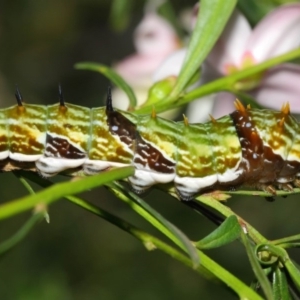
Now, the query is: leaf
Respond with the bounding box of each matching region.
[170,0,237,98]
[0,166,134,220]
[18,175,263,299]
[241,233,273,300]
[66,194,213,277]
[272,267,292,300]
[19,172,202,270]
[196,215,241,249]
[283,258,300,291]
[75,62,137,109]
[0,213,43,255]
[110,182,200,267]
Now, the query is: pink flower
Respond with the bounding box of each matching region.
[113,12,181,110]
[155,4,300,121]
[207,4,300,117]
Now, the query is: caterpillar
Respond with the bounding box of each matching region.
[1,86,300,201]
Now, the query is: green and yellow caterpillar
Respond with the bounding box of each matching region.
[1,87,299,200]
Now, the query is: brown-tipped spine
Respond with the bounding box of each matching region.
[183,114,189,126]
[279,117,285,128]
[234,99,246,114]
[281,102,290,115]
[209,114,216,124]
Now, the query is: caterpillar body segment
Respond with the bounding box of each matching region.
[0,90,300,200]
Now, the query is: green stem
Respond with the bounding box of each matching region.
[277,243,300,249]
[136,48,300,115]
[179,49,300,106]
[0,167,134,220]
[66,195,203,270]
[107,182,199,262]
[14,174,36,195]
[107,184,176,240]
[14,173,50,222]
[225,188,300,197]
[272,234,300,246]
[10,172,263,299]
[67,195,263,300]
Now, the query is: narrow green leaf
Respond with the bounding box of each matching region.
[0,166,134,220]
[241,232,273,300]
[13,172,36,195]
[19,174,263,299]
[66,195,212,277]
[67,191,263,299]
[284,259,300,291]
[272,234,300,246]
[278,242,300,249]
[196,215,241,249]
[66,194,255,295]
[18,171,202,270]
[17,170,53,189]
[110,182,200,267]
[170,0,237,97]
[194,194,269,246]
[75,62,137,109]
[272,267,292,300]
[14,173,50,222]
[198,248,264,300]
[0,212,43,255]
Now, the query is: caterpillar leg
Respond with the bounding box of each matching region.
[257,184,277,195]
[257,181,294,196]
[277,182,294,192]
[293,178,300,187]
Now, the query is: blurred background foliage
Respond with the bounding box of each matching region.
[0,0,300,299]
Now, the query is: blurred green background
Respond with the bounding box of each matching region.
[0,0,300,299]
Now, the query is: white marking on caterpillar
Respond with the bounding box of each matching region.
[129,169,175,192]
[36,157,87,177]
[10,153,43,162]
